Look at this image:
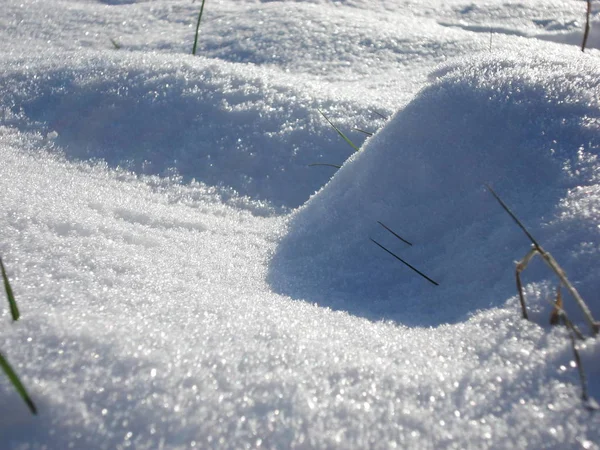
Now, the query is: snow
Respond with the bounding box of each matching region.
[1,0,600,448]
[272,50,600,325]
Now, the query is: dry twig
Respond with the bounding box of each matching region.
[486,185,599,337]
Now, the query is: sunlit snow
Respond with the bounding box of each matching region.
[1,0,600,448]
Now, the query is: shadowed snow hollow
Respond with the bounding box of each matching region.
[269,50,600,326]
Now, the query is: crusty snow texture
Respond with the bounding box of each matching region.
[1,0,600,449]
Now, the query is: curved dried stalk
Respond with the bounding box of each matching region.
[487,185,599,337]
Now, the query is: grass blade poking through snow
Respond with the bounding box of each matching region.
[0,257,19,321]
[370,238,438,286]
[318,109,360,153]
[582,0,592,52]
[110,38,121,50]
[308,163,342,169]
[192,0,207,56]
[0,352,37,415]
[377,221,413,247]
[0,256,37,415]
[353,128,374,136]
[371,110,388,120]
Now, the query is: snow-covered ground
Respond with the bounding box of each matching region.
[1,0,600,448]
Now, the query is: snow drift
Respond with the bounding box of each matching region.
[0,51,381,209]
[2,0,600,448]
[270,50,600,327]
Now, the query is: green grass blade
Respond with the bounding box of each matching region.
[192,0,207,56]
[308,163,342,169]
[110,38,121,50]
[582,0,591,52]
[0,351,37,415]
[353,128,374,136]
[318,109,360,152]
[0,257,19,321]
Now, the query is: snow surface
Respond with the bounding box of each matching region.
[1,0,600,448]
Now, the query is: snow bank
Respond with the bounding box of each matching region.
[0,50,386,209]
[271,49,600,327]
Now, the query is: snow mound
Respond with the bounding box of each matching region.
[270,49,600,326]
[195,2,475,81]
[0,50,380,209]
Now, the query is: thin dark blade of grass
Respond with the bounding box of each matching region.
[486,184,541,249]
[370,238,438,286]
[308,163,342,169]
[192,0,207,55]
[371,110,388,120]
[318,109,360,152]
[377,221,412,246]
[353,128,373,136]
[110,38,121,49]
[582,0,591,52]
[0,352,37,415]
[0,257,19,321]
